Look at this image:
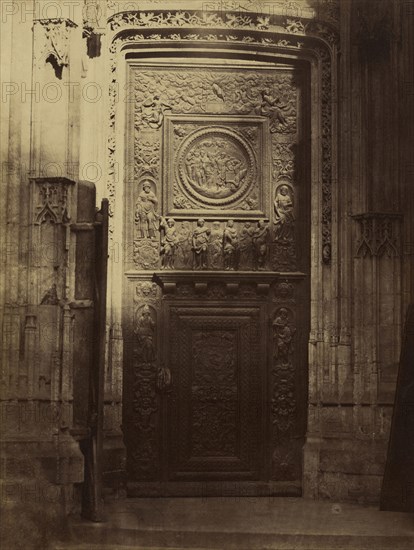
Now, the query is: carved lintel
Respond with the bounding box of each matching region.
[30,177,75,225]
[352,212,402,258]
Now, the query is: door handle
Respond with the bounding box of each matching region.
[156,364,172,393]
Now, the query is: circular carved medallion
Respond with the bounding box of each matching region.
[176,127,257,208]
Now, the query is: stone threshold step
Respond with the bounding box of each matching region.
[70,527,414,550]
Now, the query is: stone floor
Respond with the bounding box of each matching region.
[59,497,414,549]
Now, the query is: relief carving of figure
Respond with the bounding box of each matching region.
[208,221,223,269]
[239,222,255,269]
[184,138,247,198]
[223,219,239,270]
[141,94,171,129]
[274,184,295,242]
[135,181,159,239]
[160,217,178,269]
[192,218,211,270]
[272,308,296,363]
[257,88,290,133]
[176,221,192,268]
[252,220,269,270]
[134,305,156,363]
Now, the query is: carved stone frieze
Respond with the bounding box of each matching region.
[353,213,402,258]
[108,10,338,44]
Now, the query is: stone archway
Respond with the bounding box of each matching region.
[104,8,338,497]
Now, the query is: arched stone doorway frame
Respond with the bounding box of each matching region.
[104,9,339,497]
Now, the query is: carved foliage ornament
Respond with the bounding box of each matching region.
[108,10,338,42]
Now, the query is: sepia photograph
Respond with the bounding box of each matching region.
[0,0,413,548]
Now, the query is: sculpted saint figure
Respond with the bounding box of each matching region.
[160,217,178,269]
[192,218,211,270]
[239,222,255,269]
[208,221,223,269]
[134,305,156,363]
[274,184,294,241]
[176,221,192,268]
[223,219,239,270]
[252,219,269,270]
[272,308,296,362]
[135,181,159,239]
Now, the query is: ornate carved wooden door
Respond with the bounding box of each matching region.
[123,59,310,496]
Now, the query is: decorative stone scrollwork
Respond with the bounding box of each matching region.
[353,213,402,258]
[271,307,297,440]
[127,293,161,479]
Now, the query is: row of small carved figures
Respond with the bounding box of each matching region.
[152,217,270,270]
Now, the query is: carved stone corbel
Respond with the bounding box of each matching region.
[33,18,78,77]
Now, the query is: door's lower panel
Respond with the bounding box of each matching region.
[166,304,265,482]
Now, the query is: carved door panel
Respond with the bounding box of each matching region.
[166,305,265,482]
[123,60,310,496]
